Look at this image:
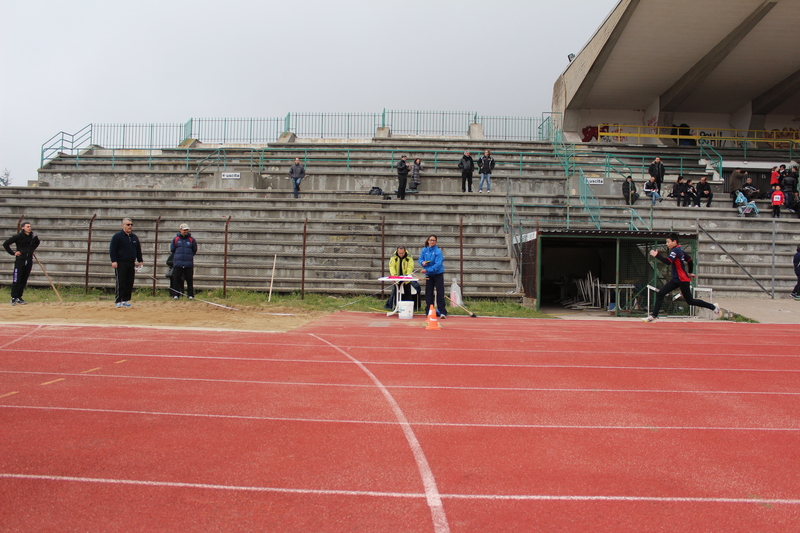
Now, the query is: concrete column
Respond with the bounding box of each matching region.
[375,127,391,138]
[468,123,485,140]
[277,132,297,143]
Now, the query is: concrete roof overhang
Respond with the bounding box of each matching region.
[556,0,800,117]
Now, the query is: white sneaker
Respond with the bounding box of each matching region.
[641,315,657,323]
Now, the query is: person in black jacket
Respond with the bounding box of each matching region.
[288,157,305,199]
[648,157,665,192]
[695,176,713,207]
[621,176,639,205]
[109,218,143,308]
[3,222,40,305]
[477,150,495,193]
[458,150,475,193]
[396,155,410,200]
[671,176,687,206]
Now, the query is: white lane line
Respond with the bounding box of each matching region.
[310,334,451,533]
[0,325,42,351]
[3,349,800,373]
[3,405,799,431]
[2,474,799,506]
[2,370,800,396]
[5,341,800,360]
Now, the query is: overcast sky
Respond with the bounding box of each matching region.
[0,0,618,184]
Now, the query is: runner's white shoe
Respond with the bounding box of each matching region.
[641,315,657,323]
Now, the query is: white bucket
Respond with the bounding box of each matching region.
[398,301,414,319]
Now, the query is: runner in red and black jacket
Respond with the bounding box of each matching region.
[643,233,720,322]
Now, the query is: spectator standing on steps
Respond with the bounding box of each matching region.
[695,176,713,207]
[289,157,305,199]
[458,150,475,193]
[409,158,424,192]
[648,156,665,192]
[477,150,495,193]
[3,221,40,306]
[791,245,800,300]
[728,168,748,199]
[396,155,410,200]
[109,218,143,308]
[169,223,198,299]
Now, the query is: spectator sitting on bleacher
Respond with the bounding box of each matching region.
[742,177,760,201]
[670,176,688,206]
[695,176,713,207]
[684,179,698,207]
[622,176,639,205]
[644,176,661,205]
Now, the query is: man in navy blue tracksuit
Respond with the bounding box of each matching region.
[169,223,198,299]
[109,218,143,308]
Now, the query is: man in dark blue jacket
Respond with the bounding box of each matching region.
[109,218,143,308]
[458,151,475,193]
[3,222,40,305]
[169,223,198,299]
[791,245,800,300]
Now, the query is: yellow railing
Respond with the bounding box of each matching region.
[597,124,799,150]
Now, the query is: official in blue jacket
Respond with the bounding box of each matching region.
[419,235,447,318]
[169,223,198,299]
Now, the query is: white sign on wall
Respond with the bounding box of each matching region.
[587,178,604,185]
[221,172,241,180]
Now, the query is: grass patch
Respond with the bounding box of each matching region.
[720,313,759,323]
[0,286,552,318]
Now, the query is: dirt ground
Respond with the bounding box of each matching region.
[0,299,326,332]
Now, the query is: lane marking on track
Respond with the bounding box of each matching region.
[80,368,101,373]
[0,391,19,398]
[40,378,65,386]
[114,360,128,364]
[4,349,800,371]
[0,325,42,351]
[2,370,799,396]
[311,334,451,533]
[3,405,799,431]
[1,474,799,506]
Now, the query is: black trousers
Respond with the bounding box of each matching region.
[11,255,33,299]
[697,191,713,207]
[425,272,447,316]
[652,280,715,318]
[793,270,800,295]
[170,266,194,298]
[461,171,473,192]
[114,261,136,303]
[397,174,408,200]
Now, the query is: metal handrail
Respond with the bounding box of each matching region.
[697,224,772,298]
[698,138,723,177]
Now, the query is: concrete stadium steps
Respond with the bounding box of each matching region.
[0,187,518,298]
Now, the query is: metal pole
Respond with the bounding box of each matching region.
[771,220,776,299]
[381,216,386,296]
[459,217,464,294]
[223,216,231,298]
[152,216,161,296]
[268,254,277,302]
[85,214,97,294]
[301,218,308,300]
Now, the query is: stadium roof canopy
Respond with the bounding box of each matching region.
[553,0,800,141]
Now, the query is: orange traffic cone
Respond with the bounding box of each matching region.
[426,304,441,330]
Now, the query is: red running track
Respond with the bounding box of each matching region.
[0,315,799,532]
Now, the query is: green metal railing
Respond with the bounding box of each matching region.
[698,138,724,176]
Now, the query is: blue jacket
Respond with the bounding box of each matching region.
[170,232,197,268]
[418,245,444,276]
[794,251,800,274]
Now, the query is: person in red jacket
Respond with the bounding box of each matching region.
[770,184,785,219]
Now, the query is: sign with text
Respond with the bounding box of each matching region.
[221,172,241,180]
[587,178,604,185]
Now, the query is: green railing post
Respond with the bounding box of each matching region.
[284,113,291,133]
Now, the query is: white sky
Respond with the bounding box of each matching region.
[0,0,618,184]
